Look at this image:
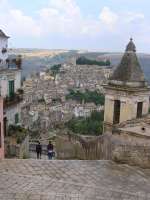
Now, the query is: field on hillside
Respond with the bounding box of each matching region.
[9,49,78,77]
[9,49,69,58]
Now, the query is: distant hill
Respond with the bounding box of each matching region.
[9,49,150,82]
[9,49,78,78]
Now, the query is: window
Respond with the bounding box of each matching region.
[137,102,143,118]
[9,80,15,98]
[113,100,121,124]
[15,113,19,124]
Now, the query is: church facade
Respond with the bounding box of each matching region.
[104,38,150,131]
[103,39,150,167]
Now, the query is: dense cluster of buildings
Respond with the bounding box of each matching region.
[21,60,109,136]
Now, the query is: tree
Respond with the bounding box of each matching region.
[50,64,61,76]
[76,56,111,66]
[66,111,104,136]
[66,89,105,105]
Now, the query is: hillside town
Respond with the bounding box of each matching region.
[0,28,149,166]
[0,29,112,159]
[1,0,150,198]
[1,29,150,199]
[22,62,110,138]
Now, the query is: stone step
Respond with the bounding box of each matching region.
[0,159,149,200]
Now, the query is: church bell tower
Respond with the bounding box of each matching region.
[103,39,150,132]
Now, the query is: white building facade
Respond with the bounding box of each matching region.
[0,30,23,133]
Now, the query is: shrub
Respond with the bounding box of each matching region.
[66,111,104,136]
[8,125,28,144]
[76,56,111,66]
[66,89,105,105]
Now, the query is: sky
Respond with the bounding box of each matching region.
[0,0,150,52]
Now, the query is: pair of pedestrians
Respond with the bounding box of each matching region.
[36,141,54,160]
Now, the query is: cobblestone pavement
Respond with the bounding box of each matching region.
[0,160,150,200]
[29,151,49,160]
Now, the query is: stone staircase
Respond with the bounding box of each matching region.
[0,159,150,200]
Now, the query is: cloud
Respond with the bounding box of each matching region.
[38,0,97,36]
[124,12,145,23]
[0,1,41,37]
[0,0,149,50]
[0,0,147,37]
[8,9,41,37]
[49,0,81,17]
[99,7,118,28]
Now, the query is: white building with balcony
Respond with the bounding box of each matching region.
[0,29,23,135]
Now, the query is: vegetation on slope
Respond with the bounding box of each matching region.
[66,89,105,105]
[66,111,104,136]
[50,64,61,76]
[76,56,111,66]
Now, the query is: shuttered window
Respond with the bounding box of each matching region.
[15,113,19,124]
[9,80,15,98]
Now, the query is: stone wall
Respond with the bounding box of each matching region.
[18,135,29,158]
[56,132,150,168]
[112,145,150,168]
[5,135,29,159]
[55,133,113,160]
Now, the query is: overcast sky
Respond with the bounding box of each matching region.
[0,0,150,52]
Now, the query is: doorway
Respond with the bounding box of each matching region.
[3,117,7,137]
[113,100,121,124]
[137,102,143,118]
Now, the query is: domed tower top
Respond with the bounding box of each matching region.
[126,38,136,52]
[109,38,147,87]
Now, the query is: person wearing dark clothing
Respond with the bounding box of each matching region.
[47,141,54,160]
[36,142,42,159]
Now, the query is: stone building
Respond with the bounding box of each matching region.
[103,39,150,167]
[104,38,150,132]
[60,39,150,167]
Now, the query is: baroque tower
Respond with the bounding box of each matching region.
[104,39,150,132]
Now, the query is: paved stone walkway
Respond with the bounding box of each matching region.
[29,151,49,160]
[0,160,150,199]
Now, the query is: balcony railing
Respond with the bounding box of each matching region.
[8,55,22,69]
[4,93,23,108]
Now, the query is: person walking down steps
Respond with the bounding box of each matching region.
[36,141,42,159]
[47,141,54,160]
